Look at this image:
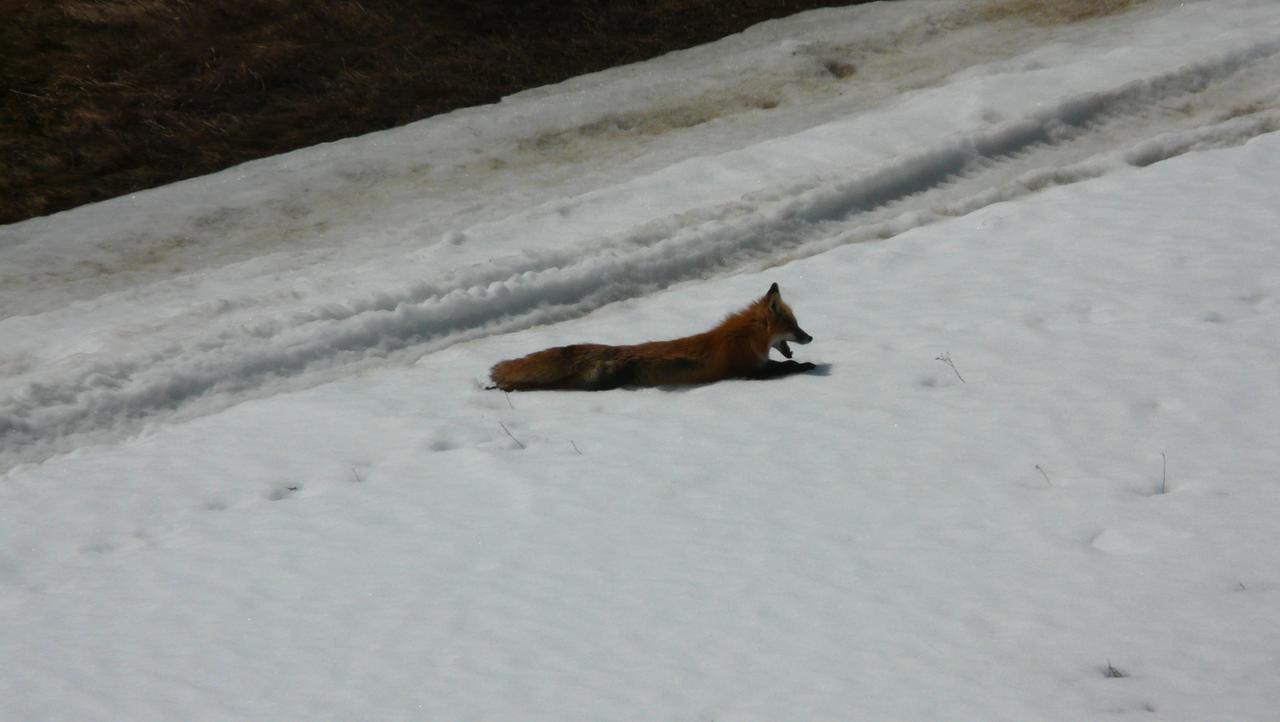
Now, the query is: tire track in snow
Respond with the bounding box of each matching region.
[4,39,1280,470]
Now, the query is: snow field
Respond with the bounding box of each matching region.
[5,0,1280,719]
[4,128,1280,719]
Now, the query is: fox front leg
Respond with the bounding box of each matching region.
[750,359,817,380]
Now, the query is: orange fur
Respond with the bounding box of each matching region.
[489,283,814,391]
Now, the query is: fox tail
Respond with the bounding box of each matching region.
[489,344,625,391]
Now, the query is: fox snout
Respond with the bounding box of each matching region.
[793,327,813,345]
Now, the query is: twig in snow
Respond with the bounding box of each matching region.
[350,467,364,483]
[1104,660,1127,679]
[1160,451,1167,494]
[1035,464,1053,487]
[570,440,583,455]
[499,421,525,449]
[935,352,966,383]
[503,391,514,409]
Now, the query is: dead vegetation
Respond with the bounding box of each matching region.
[1,0,861,225]
[975,0,1152,25]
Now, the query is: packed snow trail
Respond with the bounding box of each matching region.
[4,0,1280,470]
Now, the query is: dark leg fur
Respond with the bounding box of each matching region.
[584,358,640,390]
[588,356,700,389]
[749,359,817,380]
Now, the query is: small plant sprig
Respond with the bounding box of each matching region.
[936,352,966,383]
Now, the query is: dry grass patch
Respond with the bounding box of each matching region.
[975,0,1152,25]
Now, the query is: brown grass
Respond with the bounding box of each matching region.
[2,0,864,225]
[974,0,1151,25]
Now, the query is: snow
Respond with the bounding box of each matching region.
[4,0,1280,719]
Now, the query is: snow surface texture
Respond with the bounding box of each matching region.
[3,0,1280,719]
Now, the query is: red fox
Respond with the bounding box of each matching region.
[489,282,815,391]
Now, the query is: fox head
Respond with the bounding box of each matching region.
[763,282,812,358]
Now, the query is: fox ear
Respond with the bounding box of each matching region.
[766,282,780,298]
[765,282,781,312]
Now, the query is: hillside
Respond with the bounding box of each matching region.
[2,0,858,224]
[4,1,1280,719]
